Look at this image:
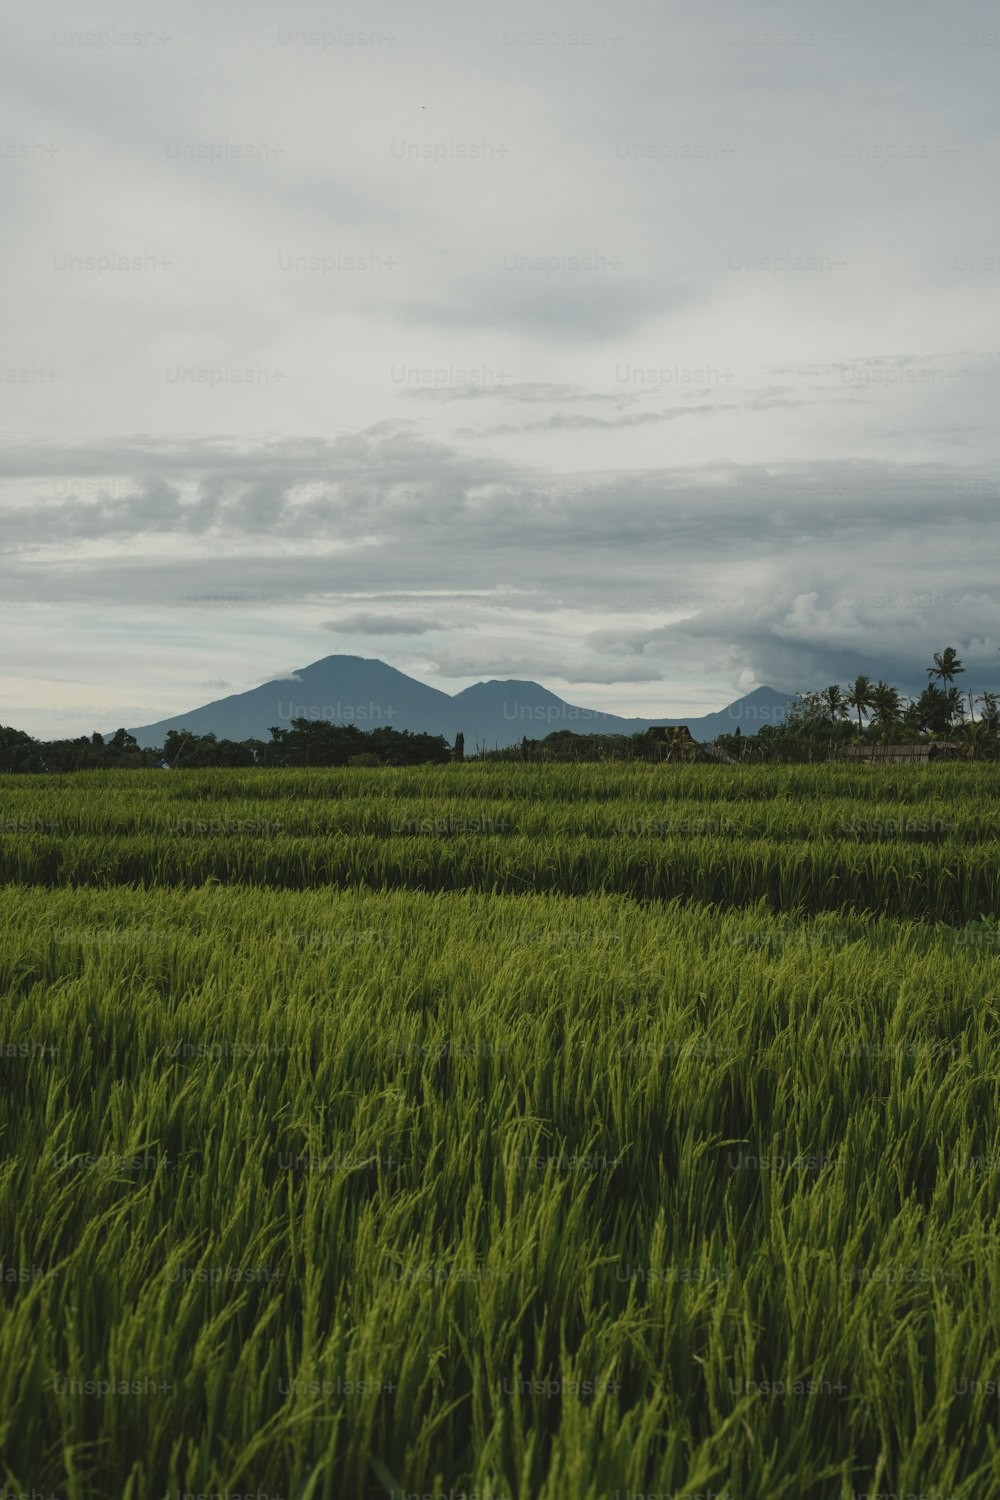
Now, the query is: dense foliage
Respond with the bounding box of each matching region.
[0,718,455,773]
[717,649,1000,763]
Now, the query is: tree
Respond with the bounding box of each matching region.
[963,720,991,761]
[820,684,848,723]
[0,725,44,773]
[976,692,1000,733]
[964,692,1000,761]
[453,732,465,763]
[265,719,451,768]
[267,718,366,766]
[928,647,965,686]
[906,684,956,735]
[163,729,196,768]
[108,728,139,752]
[99,727,155,770]
[644,725,697,763]
[845,675,876,733]
[871,681,902,729]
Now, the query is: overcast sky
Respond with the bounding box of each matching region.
[3,0,999,735]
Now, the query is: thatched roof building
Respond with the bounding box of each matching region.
[844,742,962,764]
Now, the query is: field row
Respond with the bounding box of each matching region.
[3,762,998,805]
[3,790,995,842]
[1,830,998,920]
[1,887,999,1499]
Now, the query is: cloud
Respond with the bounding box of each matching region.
[397,271,693,341]
[401,382,638,406]
[428,648,665,684]
[321,612,446,635]
[587,584,1000,697]
[3,0,1000,734]
[466,395,857,436]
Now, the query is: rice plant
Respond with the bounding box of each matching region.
[1,767,997,1497]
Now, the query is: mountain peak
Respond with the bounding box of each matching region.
[126,657,792,749]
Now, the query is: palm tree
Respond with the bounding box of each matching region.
[820,684,847,723]
[845,675,876,733]
[976,691,1000,732]
[963,719,990,760]
[871,681,902,729]
[928,647,965,686]
[658,725,697,763]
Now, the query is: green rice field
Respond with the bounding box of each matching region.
[1,765,998,1499]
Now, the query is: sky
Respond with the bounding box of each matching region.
[3,0,999,736]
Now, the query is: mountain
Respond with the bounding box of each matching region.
[125,655,792,749]
[126,657,450,746]
[454,679,790,748]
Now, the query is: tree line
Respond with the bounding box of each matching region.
[0,719,455,773]
[714,648,1000,763]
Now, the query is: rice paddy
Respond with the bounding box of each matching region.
[1,765,998,1499]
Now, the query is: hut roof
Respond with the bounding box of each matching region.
[700,744,737,764]
[845,742,961,761]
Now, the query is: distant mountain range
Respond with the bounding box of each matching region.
[125,656,792,749]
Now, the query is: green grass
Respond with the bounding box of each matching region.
[1,766,998,1498]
